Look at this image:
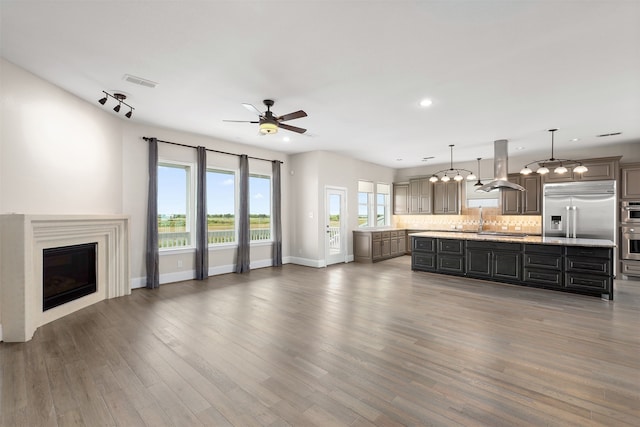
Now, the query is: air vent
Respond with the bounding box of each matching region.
[123,74,158,88]
[421,156,434,162]
[597,132,622,137]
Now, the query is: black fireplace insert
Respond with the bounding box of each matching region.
[43,243,97,311]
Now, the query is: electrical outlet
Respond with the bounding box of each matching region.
[177,260,183,268]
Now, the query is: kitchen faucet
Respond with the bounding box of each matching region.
[478,206,484,232]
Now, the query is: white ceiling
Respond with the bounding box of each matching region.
[1,1,639,168]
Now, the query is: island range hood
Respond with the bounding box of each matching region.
[476,139,525,192]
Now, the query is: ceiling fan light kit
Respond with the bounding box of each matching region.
[520,129,587,176]
[428,145,477,183]
[224,99,308,135]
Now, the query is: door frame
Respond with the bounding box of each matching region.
[324,186,348,266]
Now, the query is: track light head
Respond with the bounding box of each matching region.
[113,103,121,113]
[125,109,132,119]
[98,94,107,105]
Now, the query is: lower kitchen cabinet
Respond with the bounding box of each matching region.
[437,239,465,275]
[353,230,407,263]
[564,246,613,297]
[411,236,614,299]
[523,244,563,288]
[466,241,522,282]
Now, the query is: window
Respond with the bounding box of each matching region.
[207,169,236,244]
[376,183,390,226]
[158,163,192,248]
[249,174,271,241]
[358,180,374,227]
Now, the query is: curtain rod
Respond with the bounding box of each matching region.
[142,136,283,164]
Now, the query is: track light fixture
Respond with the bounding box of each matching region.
[97,91,134,119]
[428,145,477,183]
[520,129,587,176]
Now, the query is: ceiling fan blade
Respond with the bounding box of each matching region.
[223,120,259,123]
[242,103,262,116]
[278,110,307,122]
[279,123,307,134]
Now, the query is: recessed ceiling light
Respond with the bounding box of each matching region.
[571,138,580,142]
[419,99,433,107]
[396,158,403,161]
[515,146,525,151]
[283,136,290,142]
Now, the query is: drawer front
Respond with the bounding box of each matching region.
[525,244,563,255]
[564,273,611,292]
[412,253,436,271]
[413,237,436,252]
[524,268,563,287]
[390,231,398,238]
[565,246,611,259]
[524,253,562,270]
[467,241,522,252]
[372,232,381,241]
[437,255,465,274]
[381,231,391,239]
[438,239,465,255]
[566,257,611,275]
[621,260,640,277]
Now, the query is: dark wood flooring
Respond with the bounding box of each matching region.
[2,256,639,426]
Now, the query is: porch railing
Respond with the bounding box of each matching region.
[159,228,271,248]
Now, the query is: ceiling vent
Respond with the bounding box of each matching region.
[123,74,158,88]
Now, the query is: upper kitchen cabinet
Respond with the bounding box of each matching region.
[409,178,432,214]
[501,174,541,215]
[543,156,621,183]
[393,183,409,214]
[620,163,640,199]
[433,181,459,214]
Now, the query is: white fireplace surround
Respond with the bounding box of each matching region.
[0,214,130,342]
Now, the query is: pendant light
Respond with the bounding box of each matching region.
[473,158,484,186]
[428,145,477,183]
[520,129,587,175]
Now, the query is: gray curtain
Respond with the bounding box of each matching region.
[146,138,160,289]
[272,160,283,266]
[236,155,250,273]
[195,146,208,280]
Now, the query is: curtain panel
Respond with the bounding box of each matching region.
[145,138,160,289]
[195,146,208,280]
[272,160,283,266]
[236,155,250,273]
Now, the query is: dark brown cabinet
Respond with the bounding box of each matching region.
[501,174,541,215]
[620,163,640,199]
[433,181,459,214]
[466,241,522,281]
[524,244,563,288]
[354,230,406,263]
[437,239,465,275]
[409,178,432,214]
[564,246,613,297]
[542,157,620,183]
[411,236,613,299]
[393,183,409,214]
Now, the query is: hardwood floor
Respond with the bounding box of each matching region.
[2,256,639,426]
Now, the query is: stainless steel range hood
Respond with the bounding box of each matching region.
[476,139,525,192]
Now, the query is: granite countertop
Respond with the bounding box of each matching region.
[408,231,615,248]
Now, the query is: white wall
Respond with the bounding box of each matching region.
[0,58,123,214]
[290,150,395,266]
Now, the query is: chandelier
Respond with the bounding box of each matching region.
[520,129,588,175]
[429,145,477,183]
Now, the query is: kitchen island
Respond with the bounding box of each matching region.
[410,231,615,300]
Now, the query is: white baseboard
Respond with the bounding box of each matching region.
[287,257,326,268]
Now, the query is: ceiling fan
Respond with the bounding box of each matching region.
[224,99,307,134]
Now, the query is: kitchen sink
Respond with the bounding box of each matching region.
[477,231,528,238]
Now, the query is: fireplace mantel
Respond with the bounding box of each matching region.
[0,214,130,342]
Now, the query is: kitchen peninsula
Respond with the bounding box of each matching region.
[410,231,615,300]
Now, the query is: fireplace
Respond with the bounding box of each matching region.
[43,243,97,311]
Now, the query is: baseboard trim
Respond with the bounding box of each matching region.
[287,257,326,268]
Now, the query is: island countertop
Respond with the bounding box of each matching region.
[409,231,615,248]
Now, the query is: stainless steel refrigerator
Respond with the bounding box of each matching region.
[543,180,616,243]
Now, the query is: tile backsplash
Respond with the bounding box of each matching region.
[392,208,541,235]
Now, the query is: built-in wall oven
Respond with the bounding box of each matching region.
[621,201,640,223]
[621,226,640,261]
[620,201,640,279]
